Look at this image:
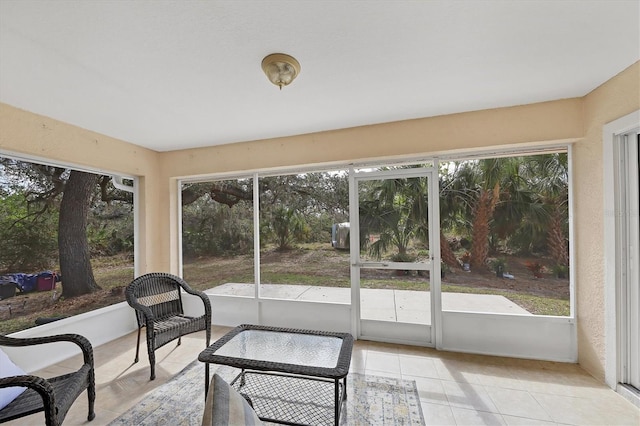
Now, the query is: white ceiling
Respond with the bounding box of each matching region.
[1,1,638,152]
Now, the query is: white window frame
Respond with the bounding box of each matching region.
[179,144,577,361]
[0,150,140,277]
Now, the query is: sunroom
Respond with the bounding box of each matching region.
[1,1,639,425]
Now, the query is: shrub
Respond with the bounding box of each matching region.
[525,261,545,278]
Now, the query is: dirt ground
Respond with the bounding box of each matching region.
[0,249,568,334]
[442,256,570,299]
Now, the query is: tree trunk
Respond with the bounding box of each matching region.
[470,186,499,269]
[58,171,101,297]
[547,206,568,266]
[440,232,460,269]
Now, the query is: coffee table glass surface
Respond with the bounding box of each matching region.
[199,324,353,378]
[214,329,343,368]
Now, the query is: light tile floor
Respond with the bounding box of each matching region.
[9,326,640,426]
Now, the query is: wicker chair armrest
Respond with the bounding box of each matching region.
[0,334,94,367]
[180,287,212,316]
[0,375,56,422]
[0,374,54,396]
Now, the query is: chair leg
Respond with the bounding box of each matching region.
[145,327,156,380]
[148,347,156,380]
[177,336,181,346]
[134,327,141,363]
[87,370,96,421]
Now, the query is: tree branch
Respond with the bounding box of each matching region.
[210,183,252,207]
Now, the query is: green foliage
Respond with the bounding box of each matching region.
[525,261,545,278]
[301,213,334,243]
[390,252,416,262]
[552,264,569,279]
[182,188,254,257]
[87,202,134,256]
[491,257,507,269]
[491,257,507,276]
[182,172,349,256]
[0,193,58,271]
[360,175,428,260]
[439,153,569,259]
[259,172,348,250]
[265,206,308,250]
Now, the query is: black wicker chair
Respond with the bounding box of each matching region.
[0,333,96,426]
[125,272,212,380]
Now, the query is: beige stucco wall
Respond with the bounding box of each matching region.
[161,98,583,178]
[575,62,640,381]
[1,61,638,381]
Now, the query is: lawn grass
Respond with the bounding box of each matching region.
[0,316,32,335]
[504,293,569,316]
[361,278,429,291]
[93,266,134,290]
[260,272,349,287]
[440,284,570,316]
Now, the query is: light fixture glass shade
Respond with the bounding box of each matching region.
[261,53,300,89]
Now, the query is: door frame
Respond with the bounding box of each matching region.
[349,164,440,346]
[604,110,640,399]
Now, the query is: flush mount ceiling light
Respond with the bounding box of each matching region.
[261,53,301,90]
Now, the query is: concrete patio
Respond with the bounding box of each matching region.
[208,283,532,325]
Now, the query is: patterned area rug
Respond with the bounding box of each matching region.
[109,361,424,425]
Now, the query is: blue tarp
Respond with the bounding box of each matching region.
[0,271,59,293]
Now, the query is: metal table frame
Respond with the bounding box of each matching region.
[198,324,354,425]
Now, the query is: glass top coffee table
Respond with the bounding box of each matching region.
[198,324,354,425]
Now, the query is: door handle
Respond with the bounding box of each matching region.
[352,262,389,267]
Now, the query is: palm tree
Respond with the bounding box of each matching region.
[268,205,307,251]
[439,162,476,268]
[521,153,569,267]
[439,154,569,272]
[468,158,520,269]
[491,161,539,253]
[360,177,424,260]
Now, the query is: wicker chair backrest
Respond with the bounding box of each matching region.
[128,274,184,326]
